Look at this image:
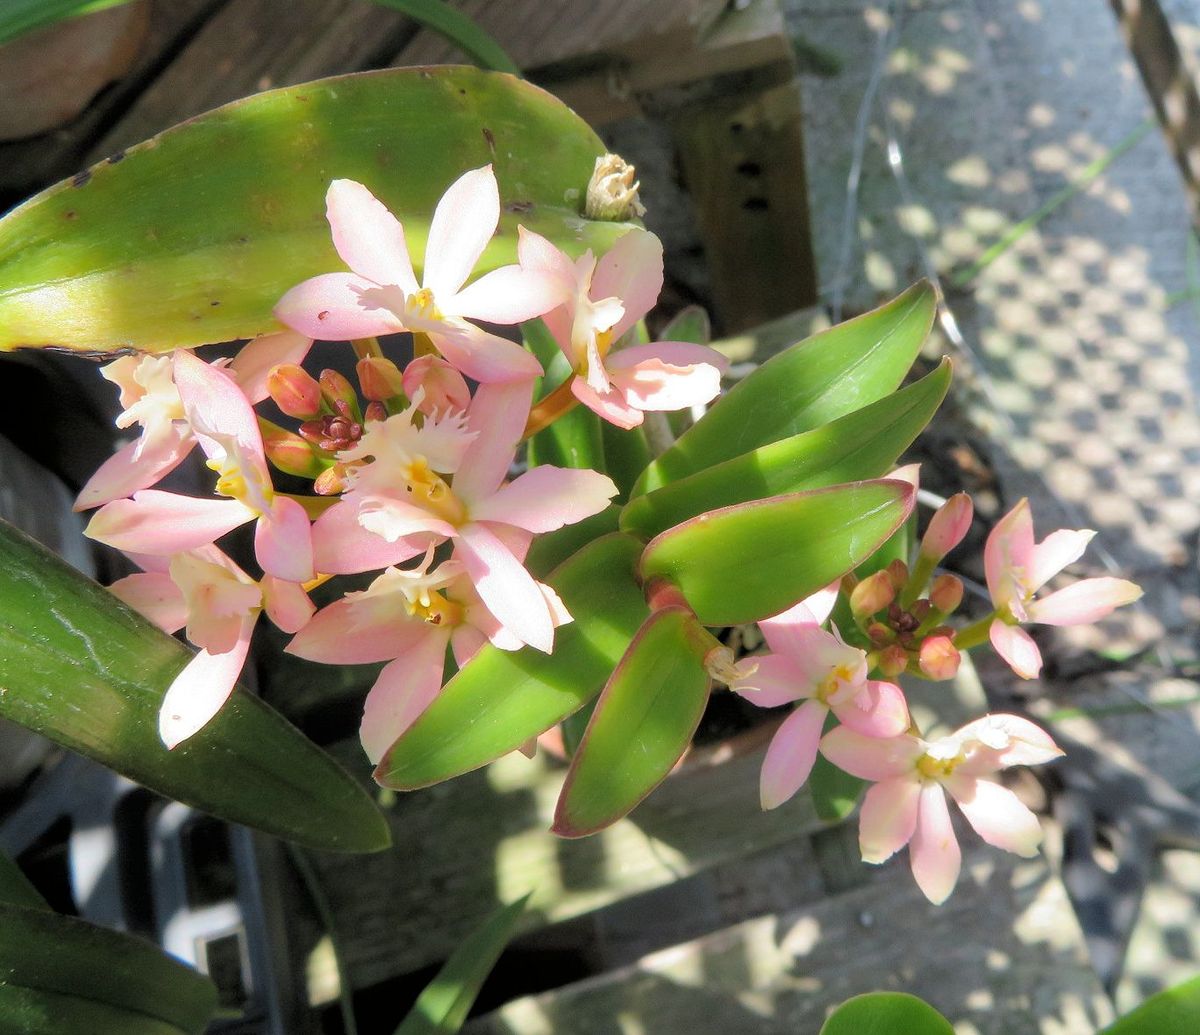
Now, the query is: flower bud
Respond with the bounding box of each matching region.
[885,559,910,591]
[364,401,388,423]
[585,153,646,221]
[267,364,322,420]
[866,622,893,646]
[920,492,973,563]
[260,424,325,478]
[929,573,964,614]
[919,634,961,680]
[356,356,406,402]
[877,644,909,679]
[313,464,350,495]
[319,369,360,416]
[852,570,895,617]
[403,354,471,415]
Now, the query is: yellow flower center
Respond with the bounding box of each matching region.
[917,751,964,780]
[409,288,443,322]
[406,589,464,627]
[816,664,857,703]
[401,456,467,525]
[208,456,254,506]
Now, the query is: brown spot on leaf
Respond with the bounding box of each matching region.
[505,200,534,214]
[72,169,91,188]
[64,210,77,220]
[482,127,496,154]
[107,150,126,164]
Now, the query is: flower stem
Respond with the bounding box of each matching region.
[523,378,579,439]
[350,337,384,360]
[413,332,437,359]
[281,493,340,520]
[953,612,997,651]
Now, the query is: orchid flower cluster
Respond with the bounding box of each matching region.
[75,163,1142,905]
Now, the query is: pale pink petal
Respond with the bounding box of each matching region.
[760,698,828,809]
[311,501,430,575]
[516,226,577,287]
[833,680,910,738]
[858,776,921,863]
[590,229,664,339]
[402,355,471,416]
[608,341,731,376]
[955,714,1064,773]
[820,726,924,781]
[985,499,1035,607]
[360,632,450,763]
[1027,529,1096,592]
[75,430,193,511]
[456,522,555,653]
[909,782,961,904]
[108,572,187,633]
[570,376,644,428]
[759,623,852,687]
[609,357,724,412]
[448,265,564,324]
[325,179,418,292]
[453,380,534,505]
[159,619,254,749]
[944,774,1043,857]
[757,583,841,644]
[286,595,433,663]
[173,350,263,461]
[422,165,500,298]
[274,272,405,339]
[229,330,314,403]
[471,467,617,532]
[541,305,576,363]
[450,624,489,667]
[920,493,973,562]
[1026,577,1142,626]
[730,653,812,707]
[254,495,315,583]
[356,495,456,543]
[430,323,542,384]
[85,491,252,555]
[259,575,314,634]
[989,620,1043,679]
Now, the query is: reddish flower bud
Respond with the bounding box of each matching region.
[313,464,350,495]
[356,356,406,402]
[319,369,359,415]
[267,364,322,420]
[851,570,895,617]
[867,622,893,646]
[919,634,961,680]
[929,573,964,614]
[403,354,471,415]
[878,644,909,679]
[920,492,973,563]
[886,558,910,591]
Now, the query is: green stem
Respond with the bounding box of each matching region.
[953,612,997,651]
[899,553,935,608]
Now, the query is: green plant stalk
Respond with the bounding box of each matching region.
[369,0,520,75]
[952,612,997,651]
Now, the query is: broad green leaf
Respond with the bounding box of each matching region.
[524,504,620,581]
[393,895,529,1035]
[820,992,954,1035]
[0,519,389,853]
[1103,976,1200,1034]
[376,534,649,789]
[559,699,596,757]
[620,360,950,540]
[808,750,866,822]
[0,851,48,911]
[370,1,520,75]
[524,319,606,473]
[633,282,937,495]
[660,305,711,346]
[0,902,217,1035]
[601,420,653,501]
[639,480,914,626]
[0,67,636,352]
[553,607,711,836]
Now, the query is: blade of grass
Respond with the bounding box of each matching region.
[369,0,520,75]
[951,118,1153,287]
[0,0,136,45]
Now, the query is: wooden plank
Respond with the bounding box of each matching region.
[463,851,1113,1034]
[670,79,820,331]
[86,0,419,161]
[307,720,826,996]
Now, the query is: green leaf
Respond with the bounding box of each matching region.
[369,0,520,75]
[393,895,529,1035]
[0,0,134,45]
[1103,976,1200,1034]
[553,607,711,836]
[0,519,389,853]
[601,420,653,501]
[620,360,950,540]
[808,751,866,822]
[659,305,711,346]
[0,851,48,911]
[0,902,217,1035]
[639,480,914,626]
[820,992,954,1035]
[633,282,936,495]
[524,504,621,581]
[524,320,606,473]
[376,534,649,790]
[0,67,636,353]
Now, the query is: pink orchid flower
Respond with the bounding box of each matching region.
[275,168,557,383]
[724,586,909,809]
[75,332,312,511]
[518,227,729,428]
[984,499,1142,678]
[287,547,569,762]
[312,380,617,652]
[110,545,313,748]
[821,713,1063,904]
[85,350,315,583]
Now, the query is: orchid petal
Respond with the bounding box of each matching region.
[833,680,910,738]
[730,653,812,707]
[955,714,1064,772]
[570,377,644,428]
[85,491,253,555]
[472,466,617,533]
[989,620,1043,679]
[909,782,961,904]
[590,228,664,339]
[1027,528,1096,592]
[360,633,450,763]
[275,272,405,339]
[108,572,187,633]
[430,323,543,384]
[448,265,564,324]
[229,330,314,403]
[858,776,921,863]
[173,350,264,466]
[287,593,433,664]
[325,179,418,293]
[453,380,534,504]
[820,726,924,781]
[760,698,828,809]
[1027,577,1143,626]
[423,165,500,297]
[158,617,254,749]
[259,575,314,634]
[608,356,724,412]
[75,429,194,511]
[985,499,1035,607]
[311,501,430,575]
[450,624,489,667]
[255,495,315,583]
[456,522,555,653]
[516,226,578,287]
[944,774,1043,857]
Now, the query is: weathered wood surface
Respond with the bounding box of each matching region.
[463,851,1113,1035]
